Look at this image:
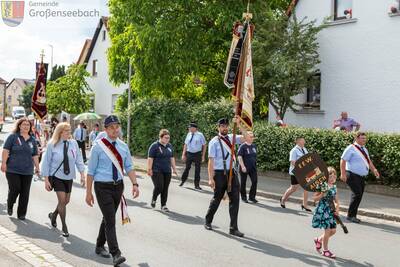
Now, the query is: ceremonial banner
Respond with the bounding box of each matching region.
[224,21,248,88]
[1,1,24,27]
[32,62,48,120]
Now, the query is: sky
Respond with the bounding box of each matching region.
[0,0,109,82]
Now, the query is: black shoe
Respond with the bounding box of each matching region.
[179,180,185,187]
[62,226,69,237]
[204,223,212,230]
[249,199,259,203]
[280,197,286,209]
[95,246,111,258]
[113,253,126,266]
[195,186,202,190]
[347,216,361,223]
[242,199,249,203]
[18,216,25,220]
[150,200,156,208]
[301,205,312,212]
[48,212,57,228]
[7,207,12,216]
[229,229,244,238]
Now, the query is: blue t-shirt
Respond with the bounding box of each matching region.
[238,143,257,171]
[3,133,38,175]
[148,141,173,173]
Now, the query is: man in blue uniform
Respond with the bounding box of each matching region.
[204,117,245,237]
[179,122,206,189]
[86,115,140,266]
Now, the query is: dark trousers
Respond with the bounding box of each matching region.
[240,168,258,201]
[151,172,172,206]
[77,140,86,161]
[94,182,124,256]
[205,171,240,230]
[6,172,33,217]
[346,171,366,218]
[181,152,202,186]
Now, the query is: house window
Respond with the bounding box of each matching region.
[7,95,11,103]
[111,94,119,112]
[334,0,353,20]
[102,30,106,41]
[92,60,98,76]
[304,73,321,110]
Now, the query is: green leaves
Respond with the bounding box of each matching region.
[46,64,92,114]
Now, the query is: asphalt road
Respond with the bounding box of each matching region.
[0,121,398,267]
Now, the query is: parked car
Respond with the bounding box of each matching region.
[12,106,26,120]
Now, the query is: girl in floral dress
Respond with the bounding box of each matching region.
[312,167,340,259]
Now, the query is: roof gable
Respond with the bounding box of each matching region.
[84,16,109,64]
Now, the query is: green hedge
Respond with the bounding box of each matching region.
[120,98,400,186]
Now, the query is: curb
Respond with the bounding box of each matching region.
[134,166,400,223]
[0,224,73,267]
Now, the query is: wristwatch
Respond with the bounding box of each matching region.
[132,183,139,187]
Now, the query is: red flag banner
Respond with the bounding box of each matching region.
[32,62,48,120]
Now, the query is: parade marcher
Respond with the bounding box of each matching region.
[204,117,245,237]
[74,121,87,163]
[333,112,360,132]
[280,137,311,212]
[50,117,59,138]
[340,132,380,223]
[41,122,86,237]
[238,131,258,203]
[179,122,206,190]
[147,129,178,211]
[312,167,340,259]
[86,115,139,266]
[89,123,100,147]
[1,118,40,220]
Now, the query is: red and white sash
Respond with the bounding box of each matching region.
[218,134,236,161]
[352,144,370,171]
[98,138,131,225]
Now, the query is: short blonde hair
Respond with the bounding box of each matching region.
[328,166,337,176]
[159,129,170,139]
[244,131,254,137]
[50,122,71,145]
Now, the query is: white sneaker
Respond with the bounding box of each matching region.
[161,206,170,212]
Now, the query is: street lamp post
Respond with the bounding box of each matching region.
[127,58,133,148]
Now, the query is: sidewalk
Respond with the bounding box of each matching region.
[132,156,400,222]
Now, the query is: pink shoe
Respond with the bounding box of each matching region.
[322,250,336,259]
[313,237,322,252]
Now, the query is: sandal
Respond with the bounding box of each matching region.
[322,250,336,259]
[313,237,322,252]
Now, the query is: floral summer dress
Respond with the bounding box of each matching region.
[312,185,337,229]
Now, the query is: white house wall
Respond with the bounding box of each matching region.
[269,0,400,133]
[85,23,127,116]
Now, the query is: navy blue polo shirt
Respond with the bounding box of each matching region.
[238,143,257,171]
[148,141,173,173]
[3,133,38,175]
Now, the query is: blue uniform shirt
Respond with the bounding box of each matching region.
[238,143,257,171]
[41,139,85,180]
[87,136,134,182]
[148,141,173,173]
[289,145,308,175]
[184,131,206,153]
[208,134,242,171]
[73,127,87,141]
[3,133,38,175]
[341,144,370,176]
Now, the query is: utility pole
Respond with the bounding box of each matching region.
[127,58,133,148]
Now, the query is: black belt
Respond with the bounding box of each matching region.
[95,180,123,185]
[187,151,201,154]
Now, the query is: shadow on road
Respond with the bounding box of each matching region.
[359,220,400,235]
[8,217,131,267]
[213,229,373,267]
[253,201,309,217]
[156,210,205,226]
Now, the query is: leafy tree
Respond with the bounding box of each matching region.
[107,0,291,100]
[253,11,325,119]
[18,84,34,113]
[46,64,92,114]
[49,64,66,81]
